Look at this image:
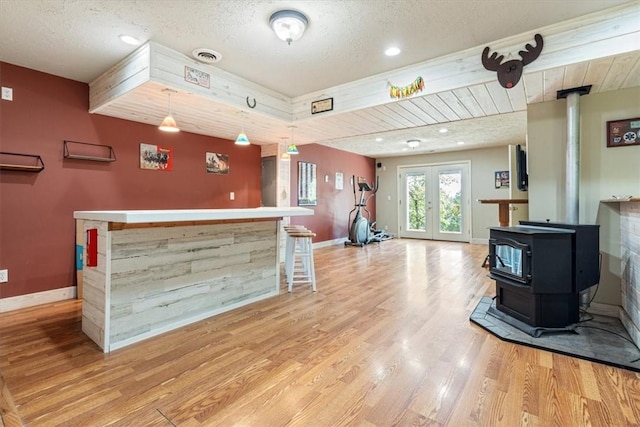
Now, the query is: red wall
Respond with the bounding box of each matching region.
[0,63,262,298]
[0,63,376,300]
[288,144,376,242]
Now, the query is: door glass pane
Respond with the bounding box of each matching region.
[406,173,426,231]
[438,170,462,233]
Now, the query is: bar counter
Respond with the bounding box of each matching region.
[74,207,313,352]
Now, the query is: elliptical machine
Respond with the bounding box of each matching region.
[344,176,379,247]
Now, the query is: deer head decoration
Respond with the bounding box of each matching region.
[482,34,543,89]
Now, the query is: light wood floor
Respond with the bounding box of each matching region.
[1,239,639,426]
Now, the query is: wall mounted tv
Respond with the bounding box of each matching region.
[516,144,528,191]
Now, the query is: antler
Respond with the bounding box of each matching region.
[481,47,504,71]
[519,34,543,66]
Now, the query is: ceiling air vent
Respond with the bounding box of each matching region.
[192,48,222,64]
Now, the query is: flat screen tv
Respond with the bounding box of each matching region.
[516,144,528,191]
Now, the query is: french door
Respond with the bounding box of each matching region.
[398,163,470,242]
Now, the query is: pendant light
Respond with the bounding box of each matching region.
[286,125,299,154]
[235,111,250,145]
[159,89,180,132]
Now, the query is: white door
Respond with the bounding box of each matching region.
[398,163,470,242]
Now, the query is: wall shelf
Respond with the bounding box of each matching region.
[63,140,116,162]
[0,152,45,172]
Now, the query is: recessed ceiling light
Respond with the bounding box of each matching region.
[385,47,401,56]
[457,141,465,145]
[439,128,448,133]
[375,137,383,142]
[119,35,141,46]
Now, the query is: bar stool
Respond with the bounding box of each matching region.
[285,229,317,293]
[283,225,307,280]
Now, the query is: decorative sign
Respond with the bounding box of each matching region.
[298,161,317,206]
[495,170,509,188]
[335,172,344,190]
[206,152,229,174]
[389,76,424,99]
[140,143,173,171]
[311,98,333,114]
[482,34,543,89]
[184,66,210,89]
[607,117,640,147]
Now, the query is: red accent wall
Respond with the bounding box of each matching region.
[0,63,262,298]
[288,144,376,242]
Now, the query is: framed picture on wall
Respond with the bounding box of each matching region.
[298,161,317,206]
[495,170,509,188]
[606,117,640,147]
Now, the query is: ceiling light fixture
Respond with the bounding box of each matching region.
[287,125,299,154]
[385,47,401,56]
[235,112,251,145]
[407,139,420,148]
[159,89,180,133]
[119,34,141,46]
[269,10,308,45]
[439,128,448,133]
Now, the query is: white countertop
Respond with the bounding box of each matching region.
[73,207,314,223]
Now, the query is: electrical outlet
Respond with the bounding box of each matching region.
[0,269,8,283]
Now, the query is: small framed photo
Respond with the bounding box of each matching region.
[607,117,640,147]
[495,170,509,188]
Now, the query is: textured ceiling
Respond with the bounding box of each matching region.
[0,0,637,157]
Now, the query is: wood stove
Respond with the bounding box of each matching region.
[488,222,599,328]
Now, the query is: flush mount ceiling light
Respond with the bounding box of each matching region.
[439,128,449,133]
[269,10,308,45]
[407,139,420,148]
[159,89,180,133]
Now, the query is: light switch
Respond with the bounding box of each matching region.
[230,192,235,200]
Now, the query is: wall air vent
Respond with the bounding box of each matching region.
[192,48,222,64]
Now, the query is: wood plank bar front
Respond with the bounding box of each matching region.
[73,208,313,352]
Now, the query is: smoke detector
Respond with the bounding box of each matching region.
[192,48,222,64]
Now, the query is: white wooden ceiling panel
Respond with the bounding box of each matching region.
[542,67,566,101]
[506,83,527,112]
[563,62,590,89]
[409,97,449,123]
[583,57,615,93]
[384,102,431,127]
[485,81,514,114]
[377,105,419,128]
[522,72,544,104]
[424,94,461,122]
[350,109,398,132]
[468,84,500,116]
[622,55,640,88]
[367,106,412,129]
[452,87,487,118]
[396,100,439,125]
[436,91,473,120]
[600,52,640,92]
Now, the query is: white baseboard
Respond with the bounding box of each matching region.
[586,302,620,318]
[471,238,489,245]
[0,286,76,313]
[313,237,347,249]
